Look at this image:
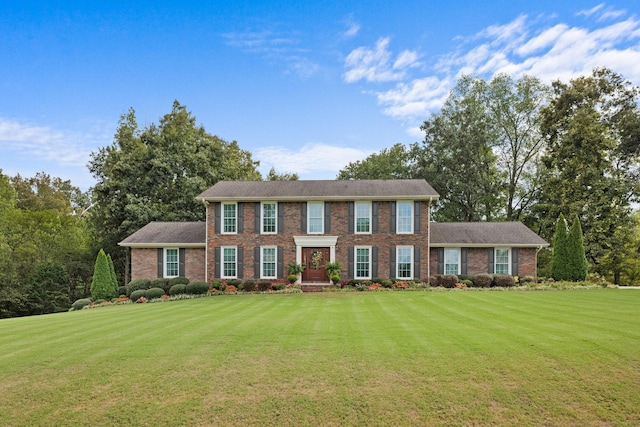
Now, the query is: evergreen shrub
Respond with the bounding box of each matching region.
[258,281,272,292]
[146,287,166,299]
[473,274,493,288]
[271,283,286,291]
[71,298,92,310]
[118,286,127,296]
[151,278,170,294]
[127,279,151,296]
[226,279,242,288]
[169,284,187,295]
[210,280,222,290]
[130,289,147,301]
[243,280,257,292]
[440,274,458,288]
[169,277,190,286]
[185,281,209,295]
[492,275,515,287]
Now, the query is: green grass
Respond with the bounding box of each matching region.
[1,290,639,426]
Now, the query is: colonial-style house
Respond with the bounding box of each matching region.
[119,179,548,284]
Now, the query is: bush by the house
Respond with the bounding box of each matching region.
[492,275,515,287]
[241,280,255,292]
[151,278,170,294]
[258,281,272,292]
[226,279,242,288]
[433,274,458,288]
[185,281,209,295]
[169,284,187,295]
[130,289,147,301]
[520,276,535,284]
[118,286,127,296]
[71,298,92,311]
[461,279,473,287]
[428,276,439,287]
[169,277,190,286]
[146,287,166,299]
[287,274,298,284]
[210,280,222,290]
[127,279,151,296]
[271,283,286,291]
[473,274,493,288]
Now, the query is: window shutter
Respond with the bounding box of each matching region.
[348,247,354,278]
[488,248,495,274]
[254,247,260,278]
[389,202,397,233]
[301,202,307,233]
[255,202,261,233]
[237,247,244,279]
[324,202,331,233]
[511,248,519,276]
[179,248,185,277]
[437,248,444,275]
[390,246,396,278]
[414,246,421,280]
[157,249,163,278]
[372,247,379,278]
[461,248,468,275]
[372,202,379,233]
[277,247,284,278]
[214,247,221,278]
[214,203,221,234]
[237,203,244,233]
[278,202,284,234]
[414,202,421,233]
[348,202,354,234]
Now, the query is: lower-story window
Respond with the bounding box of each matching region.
[261,246,277,279]
[396,246,413,279]
[222,246,237,278]
[495,248,510,274]
[164,248,179,278]
[444,248,460,275]
[355,246,371,279]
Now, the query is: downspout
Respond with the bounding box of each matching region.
[200,199,209,283]
[427,197,432,283]
[535,245,544,283]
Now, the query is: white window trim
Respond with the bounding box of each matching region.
[355,201,372,234]
[396,245,414,280]
[221,246,237,279]
[261,246,277,279]
[261,202,277,234]
[307,201,324,234]
[354,246,372,280]
[444,248,461,275]
[221,202,237,235]
[164,248,179,278]
[495,247,511,275]
[396,200,414,234]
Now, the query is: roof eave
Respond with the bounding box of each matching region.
[430,243,550,248]
[118,243,206,248]
[196,195,440,202]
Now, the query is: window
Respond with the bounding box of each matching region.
[262,202,277,234]
[396,246,413,279]
[495,248,510,274]
[444,248,460,275]
[355,202,371,233]
[164,248,179,278]
[222,202,237,234]
[261,247,277,279]
[307,201,324,234]
[355,247,371,279]
[222,247,237,278]
[397,201,413,234]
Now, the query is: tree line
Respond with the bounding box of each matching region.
[1,68,639,317]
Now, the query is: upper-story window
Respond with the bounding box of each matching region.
[495,248,510,274]
[164,248,179,278]
[307,201,324,234]
[355,201,371,234]
[262,202,277,234]
[222,202,237,234]
[397,201,413,234]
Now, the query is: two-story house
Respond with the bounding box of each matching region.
[119,179,548,284]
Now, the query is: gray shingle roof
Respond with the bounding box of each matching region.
[118,222,206,247]
[196,179,439,201]
[430,222,548,247]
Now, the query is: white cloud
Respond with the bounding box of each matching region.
[341,16,361,39]
[343,37,419,83]
[577,3,626,21]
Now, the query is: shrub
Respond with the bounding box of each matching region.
[520,276,535,284]
[130,289,147,301]
[71,298,92,311]
[169,284,187,295]
[226,279,242,288]
[461,279,473,287]
[210,280,222,291]
[330,275,341,285]
[271,283,286,291]
[169,277,190,286]
[225,285,237,293]
[347,279,361,287]
[258,281,272,292]
[243,280,257,292]
[127,279,151,296]
[381,279,393,288]
[371,277,384,284]
[428,276,439,287]
[118,286,127,296]
[439,274,458,288]
[473,274,493,288]
[91,249,117,300]
[151,278,170,294]
[146,287,166,299]
[185,281,209,295]
[287,274,298,284]
[458,274,473,282]
[492,275,515,287]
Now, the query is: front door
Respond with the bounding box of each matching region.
[302,247,330,282]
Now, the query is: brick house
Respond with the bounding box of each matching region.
[119,179,548,284]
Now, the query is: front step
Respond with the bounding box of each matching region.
[301,283,331,293]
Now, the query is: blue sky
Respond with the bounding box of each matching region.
[1,1,639,190]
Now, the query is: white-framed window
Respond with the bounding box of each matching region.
[495,248,510,275]
[397,201,413,234]
[222,246,237,278]
[261,246,277,279]
[307,201,324,234]
[164,248,179,278]
[444,248,460,275]
[396,246,413,279]
[355,246,371,279]
[262,202,277,234]
[355,201,371,234]
[222,202,237,234]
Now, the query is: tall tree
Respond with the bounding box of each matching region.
[536,68,640,283]
[336,143,415,180]
[266,167,299,181]
[566,215,588,281]
[551,214,569,281]
[90,249,116,301]
[89,101,261,282]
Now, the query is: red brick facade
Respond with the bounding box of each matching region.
[429,247,538,278]
[130,247,206,282]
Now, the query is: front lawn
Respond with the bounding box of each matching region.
[1,290,639,426]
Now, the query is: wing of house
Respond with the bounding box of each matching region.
[119,179,548,284]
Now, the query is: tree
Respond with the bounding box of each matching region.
[266,167,299,181]
[536,68,640,283]
[89,101,262,282]
[565,215,588,281]
[551,214,569,281]
[91,249,116,300]
[107,254,118,290]
[28,262,71,314]
[336,143,415,180]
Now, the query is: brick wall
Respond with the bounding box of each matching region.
[429,247,538,277]
[130,247,206,283]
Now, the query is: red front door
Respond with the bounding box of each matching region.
[302,247,329,282]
